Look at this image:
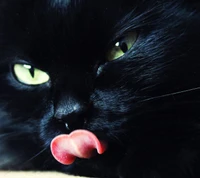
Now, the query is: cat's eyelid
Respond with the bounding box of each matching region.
[13,56,34,66]
[108,29,138,45]
[12,58,48,74]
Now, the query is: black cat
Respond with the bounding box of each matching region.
[0,0,200,177]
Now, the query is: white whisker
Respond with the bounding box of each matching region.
[0,132,17,139]
[141,86,200,102]
[22,147,48,166]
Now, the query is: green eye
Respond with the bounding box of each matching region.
[107,32,137,61]
[13,64,50,85]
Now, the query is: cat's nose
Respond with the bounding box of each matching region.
[54,101,87,130]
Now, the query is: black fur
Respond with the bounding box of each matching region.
[0,0,200,177]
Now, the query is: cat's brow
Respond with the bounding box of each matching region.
[50,0,71,8]
[141,86,200,102]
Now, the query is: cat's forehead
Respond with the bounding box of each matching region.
[0,0,149,69]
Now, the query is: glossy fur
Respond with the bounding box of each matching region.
[0,0,200,177]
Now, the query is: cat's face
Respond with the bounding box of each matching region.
[0,0,200,177]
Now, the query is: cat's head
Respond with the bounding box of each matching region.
[0,0,200,176]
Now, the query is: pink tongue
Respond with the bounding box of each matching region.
[50,129,107,165]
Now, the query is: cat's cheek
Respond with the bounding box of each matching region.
[38,109,70,147]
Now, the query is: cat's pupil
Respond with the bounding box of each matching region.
[29,67,35,78]
[120,41,128,53]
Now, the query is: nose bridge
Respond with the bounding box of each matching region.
[54,95,84,119]
[52,68,92,129]
[55,67,92,98]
